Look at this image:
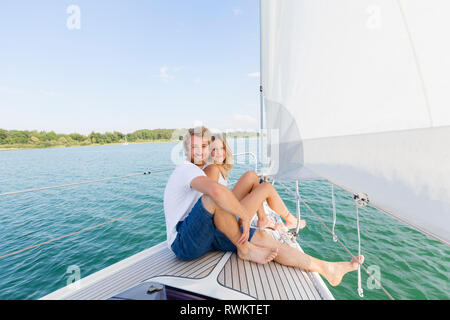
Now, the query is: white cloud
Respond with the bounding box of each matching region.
[247,72,260,78]
[159,66,175,82]
[159,66,184,82]
[233,7,243,16]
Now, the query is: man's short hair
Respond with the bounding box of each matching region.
[183,126,212,161]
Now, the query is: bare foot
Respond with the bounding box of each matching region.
[285,214,306,230]
[238,242,278,264]
[257,217,283,230]
[322,255,365,287]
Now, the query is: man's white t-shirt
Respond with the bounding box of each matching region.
[163,160,206,247]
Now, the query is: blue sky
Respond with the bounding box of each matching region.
[0,0,261,135]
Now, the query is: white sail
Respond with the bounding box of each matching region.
[260,0,450,245]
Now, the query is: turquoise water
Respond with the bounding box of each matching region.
[0,140,449,300]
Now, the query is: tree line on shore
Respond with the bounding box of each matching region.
[0,128,258,148]
[0,128,177,147]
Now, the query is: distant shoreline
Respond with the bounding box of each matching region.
[0,128,258,151]
[0,139,178,151]
[0,136,258,152]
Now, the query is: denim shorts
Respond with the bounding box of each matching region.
[171,197,256,261]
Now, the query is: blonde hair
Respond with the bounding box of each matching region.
[209,133,234,179]
[182,126,212,163]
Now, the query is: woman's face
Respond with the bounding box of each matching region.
[211,139,225,164]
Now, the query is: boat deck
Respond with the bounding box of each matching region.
[218,252,324,300]
[41,241,333,300]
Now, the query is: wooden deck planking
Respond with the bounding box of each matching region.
[243,259,257,298]
[238,258,249,296]
[275,261,296,299]
[256,263,271,300]
[250,261,265,299]
[64,247,224,300]
[217,253,325,300]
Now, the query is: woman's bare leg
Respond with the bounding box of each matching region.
[231,171,266,221]
[231,171,279,229]
[238,179,305,230]
[250,230,364,286]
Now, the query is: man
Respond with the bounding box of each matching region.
[164,126,364,287]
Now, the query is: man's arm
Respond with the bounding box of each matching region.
[203,164,220,182]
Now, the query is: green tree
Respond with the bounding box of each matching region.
[69,133,86,142]
[9,131,29,144]
[45,131,58,141]
[0,129,8,144]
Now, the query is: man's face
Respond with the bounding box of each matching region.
[190,135,209,165]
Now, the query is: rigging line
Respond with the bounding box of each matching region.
[396,0,433,127]
[0,168,174,197]
[275,180,395,300]
[355,204,364,298]
[0,205,157,260]
[258,0,264,174]
[331,184,338,242]
[294,180,301,236]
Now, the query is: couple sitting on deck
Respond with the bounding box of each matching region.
[163,126,364,287]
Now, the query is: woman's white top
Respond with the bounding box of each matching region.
[202,164,228,186]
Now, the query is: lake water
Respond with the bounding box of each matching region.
[0,140,449,300]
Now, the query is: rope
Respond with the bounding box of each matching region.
[294,180,301,236]
[0,206,157,260]
[275,180,395,300]
[355,204,364,297]
[331,184,338,242]
[0,168,174,197]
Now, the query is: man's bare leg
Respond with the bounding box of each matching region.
[201,195,278,264]
[250,230,364,286]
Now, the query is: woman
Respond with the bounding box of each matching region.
[203,133,305,231]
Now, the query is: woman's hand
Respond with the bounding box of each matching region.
[238,217,250,245]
